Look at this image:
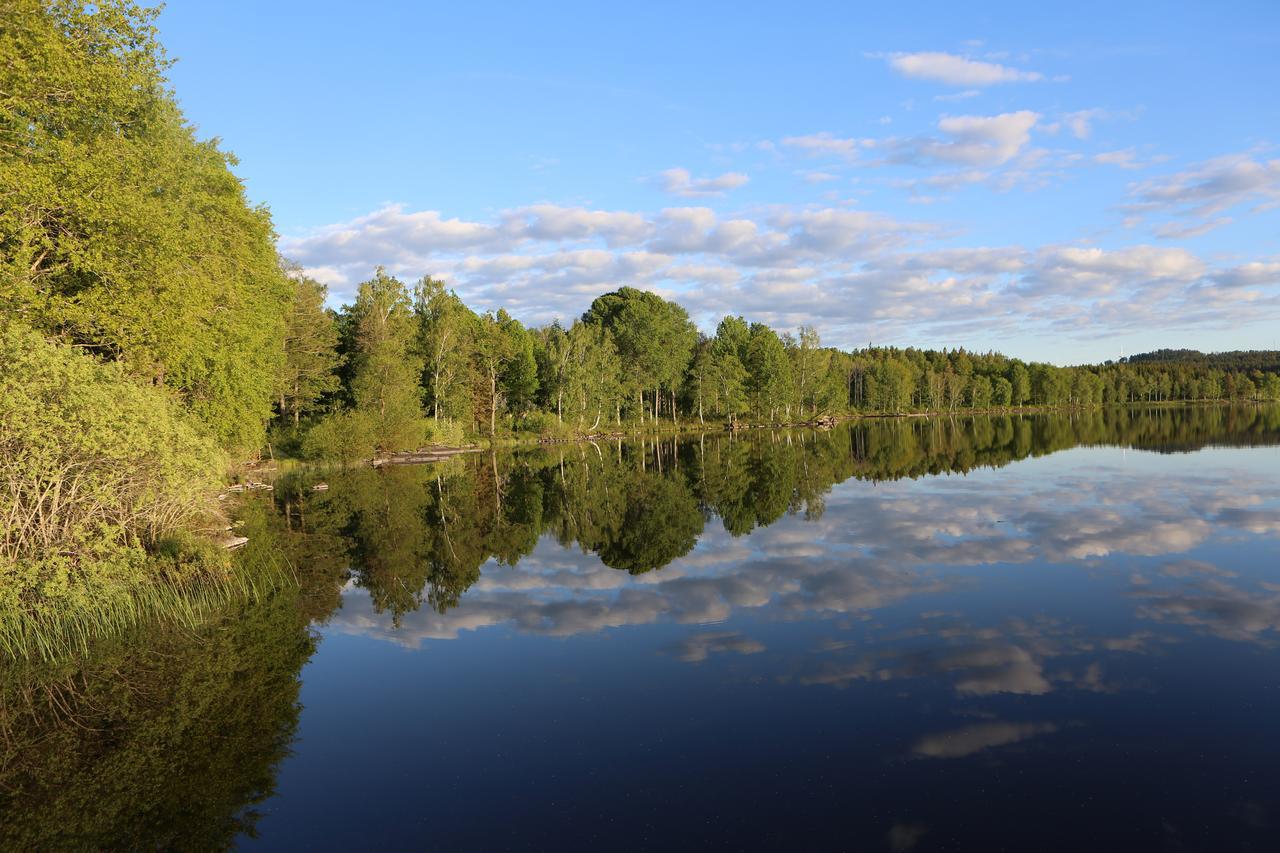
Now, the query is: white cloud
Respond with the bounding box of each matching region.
[799,170,841,184]
[872,111,1042,170]
[886,51,1044,87]
[1030,245,1205,297]
[1127,152,1280,229]
[1064,108,1106,140]
[657,167,750,197]
[502,204,653,245]
[935,89,981,102]
[1095,148,1143,169]
[781,132,869,161]
[281,195,1279,346]
[925,111,1041,166]
[1212,261,1280,289]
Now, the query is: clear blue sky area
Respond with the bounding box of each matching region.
[156,1,1280,363]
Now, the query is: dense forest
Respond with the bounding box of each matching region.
[3,3,1280,633]
[1122,349,1280,373]
[281,271,1280,465]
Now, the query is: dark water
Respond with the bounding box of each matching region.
[5,406,1280,851]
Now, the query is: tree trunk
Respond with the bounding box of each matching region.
[489,370,497,436]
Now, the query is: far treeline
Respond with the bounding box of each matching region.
[280,269,1280,461]
[2,3,1279,633]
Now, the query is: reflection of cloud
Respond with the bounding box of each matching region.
[1136,579,1280,643]
[1214,508,1280,535]
[1159,560,1237,579]
[800,641,1050,697]
[329,524,950,647]
[888,822,928,852]
[328,464,1280,657]
[664,631,765,663]
[900,643,1052,697]
[1022,509,1211,560]
[911,721,1059,759]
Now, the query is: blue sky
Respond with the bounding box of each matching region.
[156,0,1280,363]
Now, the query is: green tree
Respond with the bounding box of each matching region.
[348,269,424,451]
[745,324,793,420]
[414,276,476,422]
[1,0,291,452]
[472,312,514,436]
[500,311,540,421]
[277,272,341,426]
[583,288,696,422]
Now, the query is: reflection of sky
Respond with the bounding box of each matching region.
[326,446,1280,665]
[256,443,1280,850]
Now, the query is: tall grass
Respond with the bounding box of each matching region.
[0,553,297,664]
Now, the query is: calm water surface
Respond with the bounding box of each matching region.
[5,407,1280,851]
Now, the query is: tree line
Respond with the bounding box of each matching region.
[276,269,1280,460]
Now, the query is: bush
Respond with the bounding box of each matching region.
[0,323,225,613]
[422,418,468,447]
[300,410,378,463]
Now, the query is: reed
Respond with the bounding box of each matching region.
[0,553,297,664]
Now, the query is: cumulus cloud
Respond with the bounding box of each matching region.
[888,111,1042,167]
[657,167,750,198]
[1126,152,1280,233]
[1211,262,1280,289]
[886,52,1044,86]
[1027,245,1204,298]
[280,193,1279,346]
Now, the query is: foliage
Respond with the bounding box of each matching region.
[0,0,291,451]
[277,270,341,425]
[0,323,225,615]
[348,269,425,451]
[300,409,378,463]
[297,278,1280,459]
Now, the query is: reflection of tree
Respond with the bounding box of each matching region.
[256,405,1280,620]
[0,593,314,850]
[597,471,701,574]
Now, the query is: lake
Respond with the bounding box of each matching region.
[4,405,1280,851]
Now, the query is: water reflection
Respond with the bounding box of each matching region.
[266,406,1280,647]
[267,402,1280,627]
[4,404,1280,850]
[0,594,313,849]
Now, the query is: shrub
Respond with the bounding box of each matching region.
[300,410,377,463]
[0,323,224,613]
[422,418,468,447]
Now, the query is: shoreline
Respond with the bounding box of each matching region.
[360,399,1264,462]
